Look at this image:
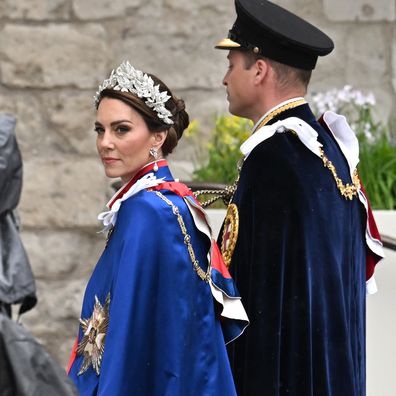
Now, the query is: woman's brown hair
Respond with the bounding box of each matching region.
[98,73,189,156]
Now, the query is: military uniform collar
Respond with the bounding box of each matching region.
[252,97,306,133]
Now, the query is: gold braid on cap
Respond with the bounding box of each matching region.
[94,61,174,125]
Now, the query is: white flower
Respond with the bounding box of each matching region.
[311,86,379,143]
[363,122,375,142]
[311,85,376,113]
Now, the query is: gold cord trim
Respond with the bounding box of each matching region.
[254,98,307,131]
[194,158,243,207]
[155,191,211,282]
[319,148,360,200]
[193,184,237,208]
[221,203,239,268]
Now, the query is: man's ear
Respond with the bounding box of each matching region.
[254,59,268,85]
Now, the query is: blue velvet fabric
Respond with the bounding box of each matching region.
[226,104,367,395]
[69,166,236,395]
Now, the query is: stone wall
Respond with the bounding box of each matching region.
[0,0,395,367]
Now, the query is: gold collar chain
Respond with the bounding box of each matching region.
[154,191,211,282]
[319,148,360,200]
[254,98,307,132]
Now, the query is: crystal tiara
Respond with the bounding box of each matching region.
[94,61,174,125]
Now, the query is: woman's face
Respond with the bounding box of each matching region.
[95,97,165,183]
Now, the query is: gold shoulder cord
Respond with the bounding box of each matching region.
[154,191,211,282]
[254,98,307,132]
[319,148,360,200]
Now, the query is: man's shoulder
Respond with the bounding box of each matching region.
[249,128,307,160]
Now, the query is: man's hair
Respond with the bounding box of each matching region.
[242,51,312,94]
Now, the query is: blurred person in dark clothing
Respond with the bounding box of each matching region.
[0,113,76,396]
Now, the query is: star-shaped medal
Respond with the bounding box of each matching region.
[76,293,110,376]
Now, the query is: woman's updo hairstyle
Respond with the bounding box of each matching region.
[98,72,189,157]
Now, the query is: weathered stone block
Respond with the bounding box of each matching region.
[345,26,387,88]
[0,24,107,89]
[19,157,108,228]
[116,0,232,37]
[22,278,86,366]
[21,229,105,280]
[0,92,46,158]
[27,280,85,324]
[128,0,164,19]
[272,0,323,20]
[119,34,227,90]
[164,0,229,13]
[73,0,143,20]
[0,90,99,159]
[323,0,395,21]
[310,25,348,91]
[311,23,388,96]
[43,91,98,156]
[0,0,69,20]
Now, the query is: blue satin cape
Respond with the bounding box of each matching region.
[226,104,367,395]
[69,165,236,395]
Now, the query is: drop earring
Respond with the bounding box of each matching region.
[149,147,159,171]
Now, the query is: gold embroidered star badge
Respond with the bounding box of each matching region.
[77,293,110,376]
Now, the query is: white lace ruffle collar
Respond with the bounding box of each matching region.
[97,172,165,232]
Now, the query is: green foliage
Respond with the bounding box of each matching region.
[358,130,396,210]
[190,115,252,184]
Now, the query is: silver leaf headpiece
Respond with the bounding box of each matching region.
[94,61,174,125]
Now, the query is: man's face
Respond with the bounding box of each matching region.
[222,50,256,118]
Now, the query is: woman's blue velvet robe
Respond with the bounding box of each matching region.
[69,166,236,395]
[226,104,367,395]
